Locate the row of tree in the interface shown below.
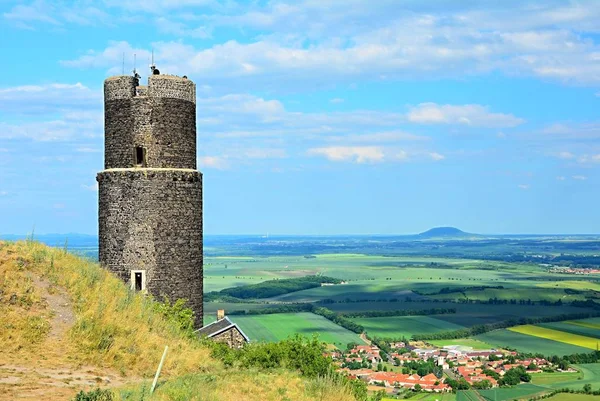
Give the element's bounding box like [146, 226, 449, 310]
[340, 307, 456, 319]
[206, 275, 341, 300]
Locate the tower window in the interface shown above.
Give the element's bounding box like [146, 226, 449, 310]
[130, 270, 146, 292]
[135, 272, 142, 291]
[135, 146, 146, 167]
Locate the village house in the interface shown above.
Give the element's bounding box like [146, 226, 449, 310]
[366, 372, 450, 392]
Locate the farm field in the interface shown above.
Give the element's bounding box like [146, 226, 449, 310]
[538, 321, 600, 340]
[351, 315, 465, 338]
[475, 329, 591, 355]
[231, 312, 365, 346]
[476, 383, 548, 400]
[397, 392, 456, 401]
[540, 364, 600, 391]
[509, 325, 599, 350]
[531, 371, 581, 385]
[544, 395, 600, 401]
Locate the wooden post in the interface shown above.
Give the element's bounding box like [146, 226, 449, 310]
[150, 346, 168, 394]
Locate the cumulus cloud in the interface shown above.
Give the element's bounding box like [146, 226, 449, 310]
[428, 152, 445, 161]
[0, 83, 100, 115]
[556, 176, 566, 181]
[572, 175, 587, 180]
[556, 151, 575, 159]
[307, 146, 385, 163]
[407, 103, 524, 128]
[80, 182, 99, 191]
[518, 184, 530, 190]
[198, 156, 229, 170]
[58, 1, 600, 86]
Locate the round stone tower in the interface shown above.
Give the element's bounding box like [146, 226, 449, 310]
[97, 71, 203, 327]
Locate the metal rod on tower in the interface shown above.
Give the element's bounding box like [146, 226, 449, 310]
[133, 53, 137, 75]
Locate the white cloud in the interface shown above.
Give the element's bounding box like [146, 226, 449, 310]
[407, 103, 524, 128]
[244, 149, 287, 159]
[307, 146, 384, 163]
[0, 83, 100, 115]
[198, 156, 229, 170]
[518, 184, 530, 190]
[328, 131, 428, 143]
[572, 175, 587, 181]
[556, 151, 575, 159]
[428, 152, 445, 161]
[60, 3, 600, 86]
[329, 98, 344, 104]
[76, 147, 102, 153]
[556, 176, 566, 181]
[0, 191, 8, 196]
[81, 182, 99, 192]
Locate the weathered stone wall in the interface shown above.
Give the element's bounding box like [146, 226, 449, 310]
[148, 75, 196, 103]
[103, 75, 196, 170]
[97, 169, 203, 327]
[211, 327, 247, 348]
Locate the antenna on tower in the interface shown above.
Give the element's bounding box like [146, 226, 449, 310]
[150, 48, 159, 75]
[133, 53, 137, 75]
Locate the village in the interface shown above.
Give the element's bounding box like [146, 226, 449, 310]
[326, 340, 571, 397]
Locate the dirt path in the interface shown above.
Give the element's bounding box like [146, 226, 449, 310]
[0, 274, 140, 401]
[30, 275, 75, 340]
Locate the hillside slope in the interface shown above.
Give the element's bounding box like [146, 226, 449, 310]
[0, 241, 356, 401]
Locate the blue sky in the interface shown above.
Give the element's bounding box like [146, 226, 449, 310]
[1, 0, 599, 235]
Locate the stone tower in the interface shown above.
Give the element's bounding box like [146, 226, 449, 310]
[97, 68, 203, 327]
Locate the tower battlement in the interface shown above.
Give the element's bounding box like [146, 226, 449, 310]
[98, 68, 203, 328]
[104, 74, 195, 103]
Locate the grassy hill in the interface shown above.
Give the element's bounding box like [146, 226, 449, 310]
[0, 240, 359, 401]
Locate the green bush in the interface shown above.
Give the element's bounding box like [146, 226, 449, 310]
[72, 388, 113, 401]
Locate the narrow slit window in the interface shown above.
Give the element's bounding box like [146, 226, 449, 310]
[135, 146, 145, 166]
[134, 272, 142, 291]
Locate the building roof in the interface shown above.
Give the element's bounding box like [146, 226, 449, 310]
[194, 317, 250, 342]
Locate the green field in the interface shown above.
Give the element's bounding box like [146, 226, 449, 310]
[475, 329, 591, 355]
[545, 394, 600, 401]
[509, 325, 600, 350]
[538, 321, 600, 340]
[397, 393, 456, 401]
[351, 315, 464, 338]
[230, 312, 365, 346]
[531, 371, 581, 385]
[542, 364, 600, 391]
[477, 383, 548, 400]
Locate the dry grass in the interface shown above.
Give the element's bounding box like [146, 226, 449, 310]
[0, 240, 359, 401]
[117, 370, 356, 401]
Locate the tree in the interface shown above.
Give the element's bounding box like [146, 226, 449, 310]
[584, 384, 592, 394]
[413, 384, 422, 392]
[472, 380, 492, 390]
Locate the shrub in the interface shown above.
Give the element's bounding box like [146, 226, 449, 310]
[72, 388, 113, 401]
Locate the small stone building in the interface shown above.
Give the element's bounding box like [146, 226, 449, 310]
[195, 316, 250, 348]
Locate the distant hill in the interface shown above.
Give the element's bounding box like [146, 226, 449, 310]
[417, 227, 474, 238]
